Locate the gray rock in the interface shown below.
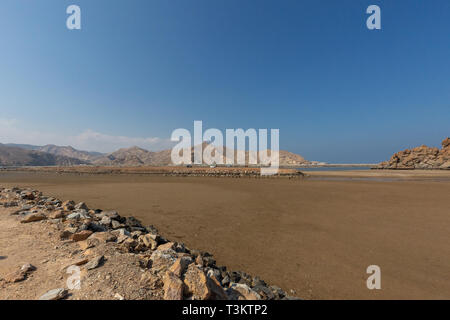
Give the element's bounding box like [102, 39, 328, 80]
[221, 275, 230, 287]
[74, 202, 88, 210]
[207, 268, 222, 281]
[100, 216, 111, 226]
[112, 228, 131, 237]
[88, 222, 107, 232]
[39, 288, 67, 300]
[21, 263, 36, 273]
[252, 284, 275, 300]
[111, 220, 121, 229]
[102, 210, 120, 219]
[66, 212, 80, 220]
[85, 255, 104, 270]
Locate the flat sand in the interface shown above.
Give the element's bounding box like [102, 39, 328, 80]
[1, 169, 450, 299]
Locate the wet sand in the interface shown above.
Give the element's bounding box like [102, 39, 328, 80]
[1, 170, 450, 299]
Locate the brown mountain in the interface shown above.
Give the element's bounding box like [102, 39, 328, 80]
[378, 137, 450, 169]
[93, 144, 310, 167]
[93, 146, 158, 166]
[0, 144, 89, 167]
[38, 144, 103, 162]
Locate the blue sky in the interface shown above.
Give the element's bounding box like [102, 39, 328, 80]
[0, 0, 449, 162]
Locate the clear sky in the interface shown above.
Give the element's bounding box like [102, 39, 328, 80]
[0, 0, 449, 163]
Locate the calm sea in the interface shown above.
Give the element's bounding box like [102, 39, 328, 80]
[298, 166, 373, 172]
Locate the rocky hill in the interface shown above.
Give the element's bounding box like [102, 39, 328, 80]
[93, 145, 310, 167]
[0, 144, 88, 167]
[38, 145, 103, 162]
[378, 137, 450, 169]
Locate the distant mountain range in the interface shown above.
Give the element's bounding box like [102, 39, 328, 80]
[0, 144, 89, 166]
[0, 143, 311, 167]
[5, 144, 103, 162]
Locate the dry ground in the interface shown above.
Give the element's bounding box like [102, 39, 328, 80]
[0, 207, 158, 300]
[1, 169, 450, 299]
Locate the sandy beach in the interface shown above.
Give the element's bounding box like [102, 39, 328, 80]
[1, 169, 450, 299]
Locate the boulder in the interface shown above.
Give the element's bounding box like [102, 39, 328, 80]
[157, 242, 176, 251]
[21, 212, 46, 223]
[88, 231, 116, 243]
[85, 255, 105, 270]
[39, 288, 67, 300]
[183, 264, 228, 300]
[4, 270, 27, 283]
[100, 216, 112, 226]
[168, 256, 193, 278]
[74, 202, 88, 210]
[62, 200, 75, 211]
[150, 248, 177, 272]
[140, 234, 158, 250]
[48, 210, 65, 219]
[71, 230, 93, 242]
[227, 283, 261, 300]
[163, 272, 185, 300]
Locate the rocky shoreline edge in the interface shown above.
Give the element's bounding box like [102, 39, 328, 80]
[0, 166, 305, 178]
[376, 137, 450, 170]
[0, 187, 299, 300]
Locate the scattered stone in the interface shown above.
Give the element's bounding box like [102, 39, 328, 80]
[20, 212, 46, 223]
[183, 264, 227, 300]
[60, 229, 76, 240]
[228, 283, 261, 300]
[163, 272, 185, 300]
[20, 263, 36, 273]
[100, 216, 112, 226]
[85, 255, 105, 270]
[62, 200, 75, 211]
[140, 234, 158, 250]
[66, 212, 80, 220]
[114, 293, 125, 300]
[168, 256, 193, 278]
[71, 230, 93, 242]
[150, 249, 177, 272]
[78, 238, 98, 250]
[141, 271, 163, 290]
[88, 231, 116, 243]
[4, 270, 27, 283]
[48, 210, 64, 219]
[269, 285, 286, 299]
[74, 202, 88, 210]
[21, 191, 35, 200]
[157, 242, 175, 251]
[38, 288, 67, 300]
[102, 210, 120, 219]
[62, 258, 89, 271]
[87, 222, 107, 232]
[252, 284, 275, 300]
[111, 220, 122, 229]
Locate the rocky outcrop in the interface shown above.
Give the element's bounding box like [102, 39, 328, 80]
[0, 187, 299, 300]
[378, 138, 450, 169]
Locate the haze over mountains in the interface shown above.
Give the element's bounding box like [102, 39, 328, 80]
[0, 143, 311, 167]
[0, 144, 88, 167]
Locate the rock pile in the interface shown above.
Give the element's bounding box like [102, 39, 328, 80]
[377, 138, 450, 169]
[0, 187, 298, 300]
